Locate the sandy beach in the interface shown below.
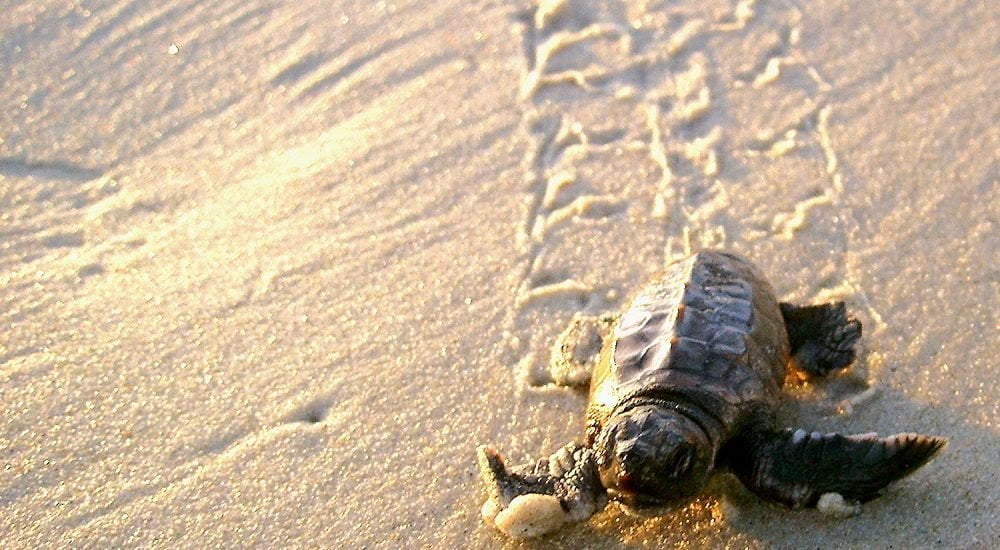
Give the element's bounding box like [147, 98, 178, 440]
[2, 0, 997, 547]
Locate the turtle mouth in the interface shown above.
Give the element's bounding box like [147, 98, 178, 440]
[607, 488, 668, 510]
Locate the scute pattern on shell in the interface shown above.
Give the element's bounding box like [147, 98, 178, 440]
[590, 252, 789, 434]
[612, 255, 694, 380]
[614, 253, 784, 392]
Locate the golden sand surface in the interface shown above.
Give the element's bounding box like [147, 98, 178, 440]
[1, 0, 996, 547]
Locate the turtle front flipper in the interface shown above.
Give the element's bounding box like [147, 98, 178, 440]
[476, 443, 607, 538]
[722, 428, 946, 515]
[780, 302, 862, 376]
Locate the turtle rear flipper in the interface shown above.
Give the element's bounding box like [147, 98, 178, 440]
[780, 302, 862, 376]
[549, 313, 617, 388]
[722, 429, 946, 512]
[477, 444, 607, 538]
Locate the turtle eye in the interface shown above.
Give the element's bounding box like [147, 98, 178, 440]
[649, 437, 690, 479]
[675, 447, 692, 476]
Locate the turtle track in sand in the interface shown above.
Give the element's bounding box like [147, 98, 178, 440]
[499, 0, 882, 427]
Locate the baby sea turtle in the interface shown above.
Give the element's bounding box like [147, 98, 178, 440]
[478, 251, 945, 538]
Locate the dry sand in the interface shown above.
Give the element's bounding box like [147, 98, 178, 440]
[1, 0, 997, 547]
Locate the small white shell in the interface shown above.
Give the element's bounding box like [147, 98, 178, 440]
[480, 497, 501, 523]
[493, 494, 567, 538]
[816, 492, 861, 518]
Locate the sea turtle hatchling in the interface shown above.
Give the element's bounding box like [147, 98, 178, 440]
[478, 251, 946, 538]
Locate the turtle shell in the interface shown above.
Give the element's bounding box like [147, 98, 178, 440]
[586, 251, 789, 440]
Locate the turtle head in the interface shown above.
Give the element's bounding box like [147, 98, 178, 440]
[595, 405, 713, 509]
